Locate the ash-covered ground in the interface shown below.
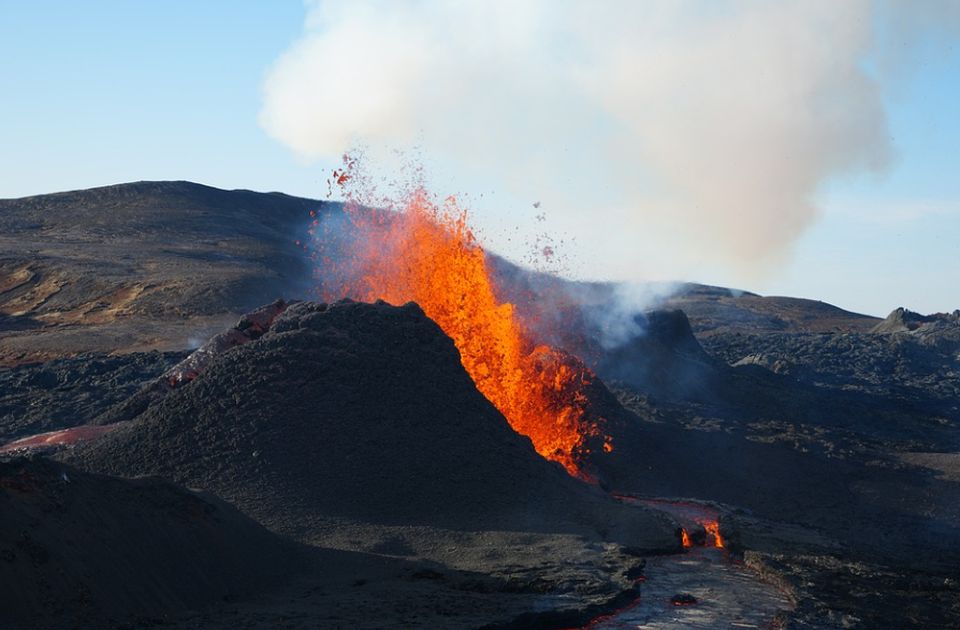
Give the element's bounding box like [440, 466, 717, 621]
[2, 182, 958, 628]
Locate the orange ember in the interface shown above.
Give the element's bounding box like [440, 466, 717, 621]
[313, 187, 607, 475]
[680, 528, 693, 548]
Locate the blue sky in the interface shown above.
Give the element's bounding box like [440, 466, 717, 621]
[1, 1, 957, 316]
[786, 41, 960, 316]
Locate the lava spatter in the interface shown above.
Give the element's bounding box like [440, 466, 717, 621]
[311, 171, 609, 476]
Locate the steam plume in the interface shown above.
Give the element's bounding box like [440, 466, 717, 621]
[260, 0, 945, 281]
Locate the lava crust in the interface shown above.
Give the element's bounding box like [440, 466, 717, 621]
[63, 299, 677, 547]
[0, 457, 298, 629]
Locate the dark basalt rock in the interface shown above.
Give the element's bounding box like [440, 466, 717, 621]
[0, 351, 183, 444]
[590, 309, 723, 402]
[0, 457, 298, 629]
[94, 299, 290, 427]
[63, 299, 677, 548]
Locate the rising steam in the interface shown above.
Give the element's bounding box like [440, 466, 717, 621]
[260, 0, 944, 281]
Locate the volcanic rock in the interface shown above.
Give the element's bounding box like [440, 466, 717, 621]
[664, 284, 881, 334]
[11, 181, 956, 626]
[64, 299, 676, 547]
[595, 299, 960, 628]
[504, 291, 725, 402]
[165, 299, 289, 386]
[0, 181, 324, 364]
[0, 457, 297, 629]
[730, 352, 796, 375]
[589, 309, 723, 401]
[0, 351, 181, 443]
[94, 299, 290, 427]
[871, 305, 960, 335]
[872, 306, 940, 333]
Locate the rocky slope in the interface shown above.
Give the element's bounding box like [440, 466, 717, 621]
[0, 181, 323, 364]
[664, 283, 881, 335]
[0, 351, 183, 443]
[3, 181, 958, 627]
[1, 181, 882, 365]
[63, 299, 677, 545]
[0, 457, 298, 629]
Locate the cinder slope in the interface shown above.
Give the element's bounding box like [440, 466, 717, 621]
[0, 181, 322, 363]
[0, 457, 298, 629]
[65, 300, 677, 548]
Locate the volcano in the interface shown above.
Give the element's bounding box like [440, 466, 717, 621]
[3, 181, 959, 628]
[63, 299, 676, 546]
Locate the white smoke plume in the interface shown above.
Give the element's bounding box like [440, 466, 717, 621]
[260, 0, 948, 282]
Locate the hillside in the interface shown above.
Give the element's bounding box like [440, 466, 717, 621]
[1, 181, 881, 365]
[0, 181, 322, 363]
[3, 181, 958, 627]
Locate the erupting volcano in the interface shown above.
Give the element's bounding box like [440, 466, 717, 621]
[308, 177, 610, 475]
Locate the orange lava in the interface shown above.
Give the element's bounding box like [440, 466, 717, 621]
[681, 528, 693, 548]
[314, 187, 607, 475]
[703, 521, 725, 548]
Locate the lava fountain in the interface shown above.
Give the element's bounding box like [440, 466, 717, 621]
[307, 176, 610, 476]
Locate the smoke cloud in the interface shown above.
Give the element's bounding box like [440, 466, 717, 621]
[260, 0, 944, 282]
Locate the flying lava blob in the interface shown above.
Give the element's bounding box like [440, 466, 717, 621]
[308, 168, 611, 477]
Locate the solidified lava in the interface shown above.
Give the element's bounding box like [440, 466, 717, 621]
[0, 458, 296, 629]
[62, 299, 677, 546]
[2, 181, 957, 628]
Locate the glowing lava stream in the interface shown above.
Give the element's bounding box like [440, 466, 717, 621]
[626, 496, 725, 549]
[680, 523, 724, 549]
[704, 521, 725, 548]
[310, 187, 609, 476]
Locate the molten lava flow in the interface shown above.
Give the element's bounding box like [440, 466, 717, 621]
[636, 498, 726, 549]
[703, 521, 725, 548]
[312, 188, 608, 475]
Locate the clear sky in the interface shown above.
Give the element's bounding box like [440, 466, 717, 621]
[1, 1, 957, 317]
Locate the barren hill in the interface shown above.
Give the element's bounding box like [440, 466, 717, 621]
[1, 181, 880, 364]
[64, 299, 677, 546]
[0, 181, 322, 363]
